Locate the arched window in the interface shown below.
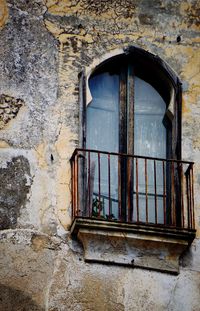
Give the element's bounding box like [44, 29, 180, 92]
[71, 48, 195, 272]
[85, 49, 179, 224]
[72, 47, 194, 230]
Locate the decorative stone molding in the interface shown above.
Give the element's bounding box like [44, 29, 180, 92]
[71, 218, 196, 274]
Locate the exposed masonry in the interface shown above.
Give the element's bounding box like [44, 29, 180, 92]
[0, 156, 32, 230]
[0, 94, 24, 129]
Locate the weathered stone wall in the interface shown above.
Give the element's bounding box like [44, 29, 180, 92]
[0, 0, 199, 310]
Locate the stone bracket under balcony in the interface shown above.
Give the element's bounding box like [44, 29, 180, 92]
[71, 218, 196, 274]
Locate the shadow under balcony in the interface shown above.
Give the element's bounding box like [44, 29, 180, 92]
[70, 148, 196, 273]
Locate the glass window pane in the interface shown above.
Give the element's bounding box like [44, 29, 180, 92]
[87, 72, 119, 218]
[134, 77, 167, 224]
[87, 72, 119, 152]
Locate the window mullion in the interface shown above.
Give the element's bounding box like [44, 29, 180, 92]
[127, 64, 134, 155]
[119, 67, 127, 221]
[127, 64, 134, 222]
[119, 68, 127, 153]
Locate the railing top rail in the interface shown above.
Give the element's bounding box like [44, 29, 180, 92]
[70, 148, 194, 165]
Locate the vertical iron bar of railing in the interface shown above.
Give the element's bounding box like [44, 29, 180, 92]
[71, 158, 74, 218]
[191, 164, 195, 229]
[127, 156, 131, 222]
[78, 152, 85, 217]
[88, 151, 91, 217]
[162, 160, 166, 225]
[180, 163, 184, 228]
[171, 162, 175, 226]
[74, 156, 76, 217]
[145, 158, 148, 223]
[132, 157, 134, 224]
[83, 151, 87, 217]
[89, 154, 95, 218]
[154, 160, 157, 224]
[73, 156, 76, 217]
[188, 165, 193, 229]
[189, 166, 192, 229]
[136, 158, 139, 222]
[76, 154, 79, 216]
[118, 155, 122, 221]
[187, 166, 190, 228]
[98, 152, 101, 217]
[108, 154, 111, 218]
[186, 169, 190, 229]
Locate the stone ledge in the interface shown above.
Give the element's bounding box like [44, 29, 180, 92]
[71, 218, 196, 274]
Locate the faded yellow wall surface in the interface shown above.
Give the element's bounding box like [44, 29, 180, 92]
[0, 0, 200, 310]
[44, 0, 200, 235]
[0, 0, 8, 29]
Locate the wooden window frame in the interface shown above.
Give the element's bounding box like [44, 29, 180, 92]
[79, 46, 182, 224]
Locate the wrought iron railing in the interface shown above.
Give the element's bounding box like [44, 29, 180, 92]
[71, 149, 195, 230]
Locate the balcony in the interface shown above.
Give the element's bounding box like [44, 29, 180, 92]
[70, 149, 196, 273]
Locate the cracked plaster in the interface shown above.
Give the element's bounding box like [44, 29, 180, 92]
[0, 0, 200, 310]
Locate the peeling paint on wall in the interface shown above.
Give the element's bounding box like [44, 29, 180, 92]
[0, 95, 24, 129]
[0, 156, 32, 229]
